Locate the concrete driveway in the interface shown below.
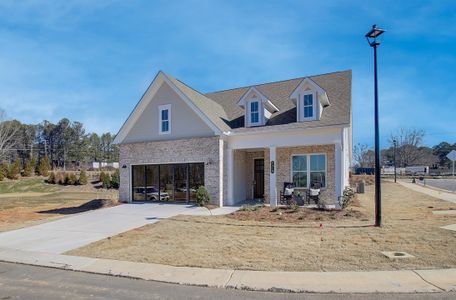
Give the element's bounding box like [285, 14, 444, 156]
[0, 203, 238, 254]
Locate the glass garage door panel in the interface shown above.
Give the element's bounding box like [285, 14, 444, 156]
[132, 165, 146, 201]
[145, 165, 160, 201]
[189, 163, 204, 201]
[159, 164, 174, 201]
[174, 164, 188, 202]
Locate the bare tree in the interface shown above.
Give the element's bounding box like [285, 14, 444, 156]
[389, 128, 425, 167]
[353, 143, 375, 168]
[0, 110, 18, 161]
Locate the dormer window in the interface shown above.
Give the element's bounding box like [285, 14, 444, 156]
[159, 104, 171, 134]
[250, 101, 260, 125]
[302, 92, 316, 120]
[237, 87, 279, 128]
[290, 78, 330, 123]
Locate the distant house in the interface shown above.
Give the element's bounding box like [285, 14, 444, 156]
[92, 162, 119, 169]
[113, 70, 352, 207]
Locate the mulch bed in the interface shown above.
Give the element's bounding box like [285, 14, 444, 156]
[226, 206, 367, 224]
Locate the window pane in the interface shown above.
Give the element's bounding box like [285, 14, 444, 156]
[310, 154, 325, 171]
[145, 165, 160, 201]
[159, 165, 174, 201]
[161, 109, 168, 120]
[250, 101, 258, 112]
[162, 120, 169, 132]
[189, 163, 204, 201]
[174, 164, 188, 202]
[293, 171, 307, 188]
[310, 171, 326, 187]
[292, 155, 306, 171]
[251, 112, 259, 123]
[304, 106, 313, 118]
[132, 165, 145, 201]
[304, 94, 313, 106]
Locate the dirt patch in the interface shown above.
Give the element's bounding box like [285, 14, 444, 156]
[68, 182, 456, 272]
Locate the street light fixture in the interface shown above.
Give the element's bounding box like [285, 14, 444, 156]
[365, 24, 385, 227]
[393, 139, 397, 183]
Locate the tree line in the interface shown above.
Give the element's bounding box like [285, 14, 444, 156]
[353, 128, 455, 170]
[0, 109, 119, 170]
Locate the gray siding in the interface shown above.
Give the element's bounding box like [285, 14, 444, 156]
[123, 82, 215, 143]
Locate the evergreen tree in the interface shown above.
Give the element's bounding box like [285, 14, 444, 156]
[38, 155, 51, 176]
[7, 159, 21, 180]
[78, 169, 88, 185]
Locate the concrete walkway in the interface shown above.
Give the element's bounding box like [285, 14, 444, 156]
[0, 203, 239, 254]
[0, 247, 454, 293]
[397, 180, 456, 203]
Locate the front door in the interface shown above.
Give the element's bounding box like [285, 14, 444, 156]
[253, 158, 264, 199]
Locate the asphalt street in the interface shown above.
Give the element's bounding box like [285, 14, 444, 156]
[0, 262, 455, 300]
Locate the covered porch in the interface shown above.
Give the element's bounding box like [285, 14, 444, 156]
[224, 127, 349, 207]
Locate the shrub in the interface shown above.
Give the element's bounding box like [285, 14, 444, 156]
[47, 172, 56, 184]
[99, 171, 106, 183]
[22, 160, 34, 177]
[37, 156, 51, 176]
[56, 172, 66, 185]
[195, 186, 210, 206]
[0, 163, 8, 179]
[67, 173, 78, 185]
[110, 169, 120, 189]
[7, 159, 21, 180]
[101, 172, 111, 189]
[78, 169, 88, 185]
[341, 186, 356, 209]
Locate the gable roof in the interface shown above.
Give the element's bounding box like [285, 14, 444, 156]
[165, 74, 231, 132]
[115, 70, 351, 143]
[204, 70, 351, 132]
[113, 71, 229, 144]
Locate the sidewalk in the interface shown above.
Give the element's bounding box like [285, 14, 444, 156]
[0, 247, 454, 293]
[396, 180, 456, 203]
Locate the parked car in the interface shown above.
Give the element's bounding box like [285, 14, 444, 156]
[133, 187, 170, 201]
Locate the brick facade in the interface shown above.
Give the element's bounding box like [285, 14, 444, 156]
[275, 144, 336, 205]
[119, 136, 221, 205]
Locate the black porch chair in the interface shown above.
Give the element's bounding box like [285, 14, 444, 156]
[279, 182, 295, 205]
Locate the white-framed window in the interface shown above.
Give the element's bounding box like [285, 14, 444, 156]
[291, 153, 326, 188]
[159, 104, 171, 134]
[250, 101, 260, 124]
[299, 91, 316, 121]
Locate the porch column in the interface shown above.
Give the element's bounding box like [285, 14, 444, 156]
[335, 142, 343, 207]
[226, 147, 234, 206]
[269, 146, 277, 206]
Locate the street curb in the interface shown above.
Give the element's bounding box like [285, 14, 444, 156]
[0, 248, 454, 294]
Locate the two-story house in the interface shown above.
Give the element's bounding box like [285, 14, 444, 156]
[113, 70, 352, 207]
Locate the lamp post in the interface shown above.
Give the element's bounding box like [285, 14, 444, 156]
[393, 139, 397, 183]
[365, 24, 385, 227]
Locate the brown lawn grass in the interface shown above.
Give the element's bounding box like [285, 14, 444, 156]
[0, 178, 119, 232]
[67, 182, 456, 271]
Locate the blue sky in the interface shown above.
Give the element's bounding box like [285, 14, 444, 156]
[0, 0, 455, 147]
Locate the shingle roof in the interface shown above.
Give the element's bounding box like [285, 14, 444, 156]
[169, 70, 351, 133]
[166, 74, 232, 132]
